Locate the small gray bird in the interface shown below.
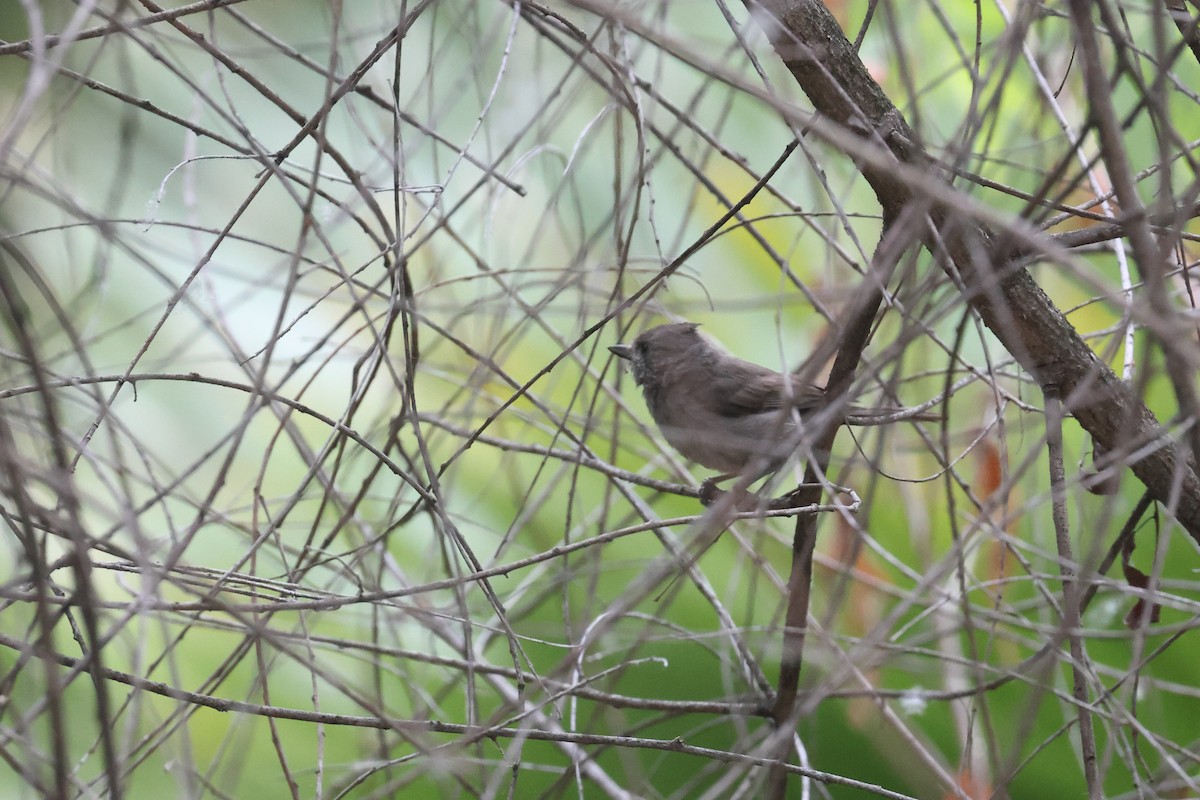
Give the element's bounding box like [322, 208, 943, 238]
[609, 322, 936, 495]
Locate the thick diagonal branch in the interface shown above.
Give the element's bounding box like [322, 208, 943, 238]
[750, 0, 1200, 540]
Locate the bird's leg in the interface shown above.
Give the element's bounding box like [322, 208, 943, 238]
[698, 474, 735, 506]
[699, 474, 769, 511]
[768, 487, 806, 510]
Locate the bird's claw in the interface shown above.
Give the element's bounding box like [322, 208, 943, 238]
[698, 478, 722, 507]
[698, 480, 805, 512]
[767, 489, 805, 511]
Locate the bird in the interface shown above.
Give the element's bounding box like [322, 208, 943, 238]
[609, 322, 937, 501]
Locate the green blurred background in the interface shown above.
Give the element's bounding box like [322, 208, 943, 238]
[1, 1, 1198, 798]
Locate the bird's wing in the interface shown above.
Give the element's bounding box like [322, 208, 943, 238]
[713, 364, 826, 417]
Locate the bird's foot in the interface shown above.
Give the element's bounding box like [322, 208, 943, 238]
[767, 489, 805, 510]
[698, 478, 723, 507]
[699, 479, 766, 512]
[700, 479, 807, 512]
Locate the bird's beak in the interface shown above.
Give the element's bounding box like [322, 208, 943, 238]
[608, 343, 633, 360]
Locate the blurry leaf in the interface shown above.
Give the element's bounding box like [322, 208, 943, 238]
[1122, 524, 1162, 627]
[944, 768, 992, 800]
[973, 436, 1004, 503]
[828, 513, 888, 636]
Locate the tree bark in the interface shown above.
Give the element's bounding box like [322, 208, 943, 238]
[750, 0, 1200, 540]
